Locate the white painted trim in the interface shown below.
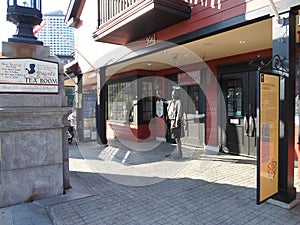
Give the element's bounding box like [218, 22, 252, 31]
[204, 145, 219, 153]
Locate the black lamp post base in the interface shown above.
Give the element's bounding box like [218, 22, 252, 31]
[8, 22, 43, 45]
[7, 4, 43, 46]
[8, 36, 43, 45]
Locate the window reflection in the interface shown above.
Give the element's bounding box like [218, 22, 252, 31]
[108, 81, 134, 122]
[141, 81, 153, 121]
[107, 80, 154, 123]
[227, 79, 242, 117]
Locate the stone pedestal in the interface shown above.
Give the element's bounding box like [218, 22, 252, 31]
[0, 41, 70, 207]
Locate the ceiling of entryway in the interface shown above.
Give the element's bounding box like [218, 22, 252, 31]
[107, 14, 300, 76]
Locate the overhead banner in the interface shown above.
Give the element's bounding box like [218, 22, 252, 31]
[257, 73, 279, 204]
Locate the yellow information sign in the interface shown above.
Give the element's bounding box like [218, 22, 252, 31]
[257, 73, 279, 204]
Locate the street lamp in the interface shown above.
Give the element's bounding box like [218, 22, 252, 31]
[7, 0, 43, 45]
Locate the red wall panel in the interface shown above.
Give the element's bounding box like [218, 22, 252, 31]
[156, 0, 248, 41]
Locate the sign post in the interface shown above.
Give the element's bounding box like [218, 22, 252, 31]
[257, 73, 280, 204]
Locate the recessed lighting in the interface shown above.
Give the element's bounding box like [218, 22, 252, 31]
[147, 63, 152, 66]
[239, 40, 247, 44]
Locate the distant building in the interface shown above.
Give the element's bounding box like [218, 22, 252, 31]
[37, 10, 74, 64]
[36, 10, 75, 109]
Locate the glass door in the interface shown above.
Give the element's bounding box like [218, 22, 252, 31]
[221, 71, 257, 156]
[181, 84, 206, 147]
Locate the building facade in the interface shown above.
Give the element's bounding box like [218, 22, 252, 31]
[65, 0, 300, 204]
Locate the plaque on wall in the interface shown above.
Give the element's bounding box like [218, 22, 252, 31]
[0, 58, 58, 93]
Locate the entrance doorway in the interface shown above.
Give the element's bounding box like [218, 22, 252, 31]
[181, 84, 206, 147]
[219, 65, 258, 156]
[164, 74, 206, 147]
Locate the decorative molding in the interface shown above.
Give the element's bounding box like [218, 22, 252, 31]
[93, 0, 191, 44]
[249, 54, 289, 75]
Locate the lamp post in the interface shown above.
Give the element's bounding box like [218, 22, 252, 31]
[7, 0, 43, 45]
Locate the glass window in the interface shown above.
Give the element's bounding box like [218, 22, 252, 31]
[108, 81, 134, 122]
[184, 85, 199, 114]
[226, 79, 242, 117]
[140, 81, 153, 121]
[108, 79, 154, 123]
[65, 87, 75, 107]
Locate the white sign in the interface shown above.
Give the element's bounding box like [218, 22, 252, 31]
[0, 58, 59, 93]
[156, 100, 164, 117]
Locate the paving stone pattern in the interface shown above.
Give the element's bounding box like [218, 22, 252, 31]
[1, 141, 300, 225]
[49, 142, 300, 225]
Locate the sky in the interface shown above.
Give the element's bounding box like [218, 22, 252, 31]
[0, 0, 117, 72]
[0, 0, 70, 42]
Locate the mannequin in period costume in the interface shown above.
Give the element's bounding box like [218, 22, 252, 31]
[167, 89, 183, 158]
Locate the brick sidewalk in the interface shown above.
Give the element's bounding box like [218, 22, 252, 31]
[53, 141, 300, 224]
[1, 141, 300, 225]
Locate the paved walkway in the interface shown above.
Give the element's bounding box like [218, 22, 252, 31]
[1, 140, 300, 225]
